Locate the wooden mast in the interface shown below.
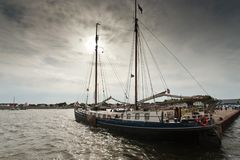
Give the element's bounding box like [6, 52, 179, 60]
[95, 23, 100, 105]
[134, 0, 138, 110]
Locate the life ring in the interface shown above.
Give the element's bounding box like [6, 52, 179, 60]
[196, 115, 208, 126]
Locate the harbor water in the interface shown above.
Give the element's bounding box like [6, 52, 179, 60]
[0, 109, 239, 160]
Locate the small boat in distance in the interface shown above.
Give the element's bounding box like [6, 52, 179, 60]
[75, 0, 221, 147]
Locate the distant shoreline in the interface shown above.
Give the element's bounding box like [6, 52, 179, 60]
[0, 106, 75, 110]
[0, 102, 76, 110]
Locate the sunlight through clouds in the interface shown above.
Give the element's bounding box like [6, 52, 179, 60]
[0, 0, 240, 103]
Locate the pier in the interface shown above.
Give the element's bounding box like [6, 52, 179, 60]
[212, 108, 240, 137]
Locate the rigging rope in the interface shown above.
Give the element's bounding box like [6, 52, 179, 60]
[105, 52, 128, 100]
[101, 55, 109, 98]
[139, 21, 209, 95]
[125, 30, 135, 103]
[140, 43, 145, 99]
[139, 29, 161, 121]
[138, 34, 155, 103]
[85, 54, 95, 104]
[99, 54, 106, 100]
[139, 30, 169, 91]
[138, 31, 150, 100]
[138, 31, 149, 100]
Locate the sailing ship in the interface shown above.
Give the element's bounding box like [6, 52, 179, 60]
[75, 0, 221, 147]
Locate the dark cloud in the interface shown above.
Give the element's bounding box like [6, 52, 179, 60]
[0, 1, 25, 23]
[0, 0, 240, 103]
[140, 0, 240, 46]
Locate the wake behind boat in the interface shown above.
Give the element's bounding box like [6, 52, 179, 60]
[75, 0, 221, 147]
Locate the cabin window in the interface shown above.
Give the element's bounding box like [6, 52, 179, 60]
[103, 114, 106, 119]
[135, 113, 140, 120]
[144, 113, 150, 121]
[97, 114, 101, 118]
[127, 114, 131, 119]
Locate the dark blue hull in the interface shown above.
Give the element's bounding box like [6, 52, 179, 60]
[74, 110, 221, 147]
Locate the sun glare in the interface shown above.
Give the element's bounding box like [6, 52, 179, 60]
[85, 36, 104, 54]
[85, 36, 96, 54]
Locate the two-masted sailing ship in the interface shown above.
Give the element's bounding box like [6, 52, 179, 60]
[75, 0, 221, 147]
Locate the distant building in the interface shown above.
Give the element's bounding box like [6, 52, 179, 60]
[193, 101, 204, 107]
[218, 99, 240, 108]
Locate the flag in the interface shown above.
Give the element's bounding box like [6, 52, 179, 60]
[138, 4, 143, 14]
[131, 74, 134, 78]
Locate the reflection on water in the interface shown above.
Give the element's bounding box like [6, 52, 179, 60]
[0, 109, 239, 160]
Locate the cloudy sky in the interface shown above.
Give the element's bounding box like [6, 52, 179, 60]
[0, 0, 239, 104]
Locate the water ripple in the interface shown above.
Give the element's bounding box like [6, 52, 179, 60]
[0, 110, 239, 160]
